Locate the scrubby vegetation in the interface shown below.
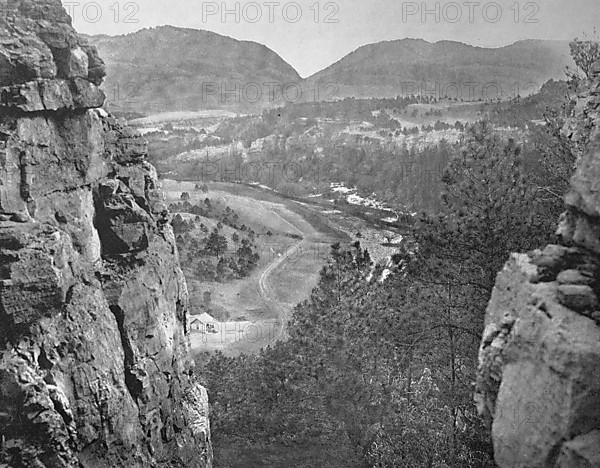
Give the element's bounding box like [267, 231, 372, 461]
[171, 198, 260, 282]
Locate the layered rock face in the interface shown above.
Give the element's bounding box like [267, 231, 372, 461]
[476, 63, 600, 467]
[0, 1, 211, 467]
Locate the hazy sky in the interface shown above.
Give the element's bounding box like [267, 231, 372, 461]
[64, 0, 599, 77]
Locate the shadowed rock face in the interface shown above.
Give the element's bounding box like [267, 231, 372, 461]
[0, 1, 211, 467]
[476, 62, 600, 468]
[0, 0, 105, 109]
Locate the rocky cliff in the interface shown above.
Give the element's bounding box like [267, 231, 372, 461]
[0, 1, 211, 466]
[476, 62, 600, 467]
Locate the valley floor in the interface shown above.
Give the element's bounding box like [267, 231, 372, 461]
[162, 181, 405, 356]
[163, 181, 345, 356]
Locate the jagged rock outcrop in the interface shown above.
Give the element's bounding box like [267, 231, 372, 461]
[0, 1, 211, 467]
[476, 62, 600, 467]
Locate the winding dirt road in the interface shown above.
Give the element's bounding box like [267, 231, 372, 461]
[182, 183, 346, 356]
[257, 209, 308, 340]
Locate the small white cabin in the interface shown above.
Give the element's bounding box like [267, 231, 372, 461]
[190, 312, 218, 334]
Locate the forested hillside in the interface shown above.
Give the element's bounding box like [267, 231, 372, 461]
[194, 34, 594, 462]
[303, 39, 574, 100]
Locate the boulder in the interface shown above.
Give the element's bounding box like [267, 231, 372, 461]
[557, 284, 599, 312]
[557, 269, 595, 286]
[66, 46, 89, 78]
[477, 256, 600, 467]
[476, 61, 600, 467]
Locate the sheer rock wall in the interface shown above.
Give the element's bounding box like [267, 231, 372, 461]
[0, 1, 211, 466]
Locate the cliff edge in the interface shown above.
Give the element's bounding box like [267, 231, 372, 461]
[0, 1, 211, 466]
[476, 62, 600, 467]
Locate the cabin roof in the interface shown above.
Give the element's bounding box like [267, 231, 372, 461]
[191, 312, 218, 324]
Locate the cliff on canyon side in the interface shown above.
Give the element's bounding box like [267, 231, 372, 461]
[476, 62, 600, 468]
[0, 1, 211, 466]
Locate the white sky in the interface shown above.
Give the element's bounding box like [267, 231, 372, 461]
[63, 0, 600, 77]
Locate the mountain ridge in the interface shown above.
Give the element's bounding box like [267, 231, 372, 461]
[304, 37, 574, 101]
[89, 25, 301, 113]
[88, 27, 576, 112]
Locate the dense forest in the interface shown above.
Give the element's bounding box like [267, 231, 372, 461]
[195, 37, 597, 467]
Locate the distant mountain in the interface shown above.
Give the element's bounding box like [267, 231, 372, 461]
[87, 26, 301, 114]
[90, 29, 576, 114]
[304, 39, 575, 101]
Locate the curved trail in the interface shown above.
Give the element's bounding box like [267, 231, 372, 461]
[257, 209, 307, 341]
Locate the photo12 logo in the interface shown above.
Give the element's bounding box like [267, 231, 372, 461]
[200, 1, 340, 24]
[494, 399, 540, 428]
[400, 81, 540, 101]
[201, 81, 339, 104]
[104, 81, 140, 105]
[401, 1, 540, 23]
[196, 320, 282, 344]
[62, 2, 140, 24]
